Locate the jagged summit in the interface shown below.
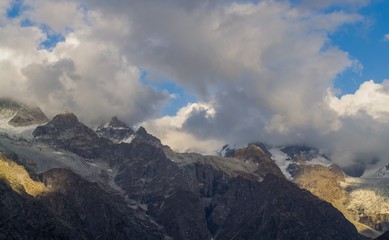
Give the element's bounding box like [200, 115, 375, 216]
[49, 112, 80, 127]
[0, 98, 48, 127]
[33, 112, 110, 159]
[133, 126, 162, 146]
[33, 112, 90, 134]
[107, 116, 129, 129]
[96, 116, 134, 143]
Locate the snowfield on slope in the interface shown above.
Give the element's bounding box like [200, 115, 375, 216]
[269, 148, 292, 179]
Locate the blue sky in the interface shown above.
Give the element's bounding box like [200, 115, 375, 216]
[332, 0, 389, 94]
[140, 70, 197, 115]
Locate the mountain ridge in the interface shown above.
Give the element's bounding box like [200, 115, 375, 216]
[0, 107, 367, 239]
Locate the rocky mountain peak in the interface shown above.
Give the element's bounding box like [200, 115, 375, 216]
[133, 126, 162, 146]
[96, 116, 134, 143]
[108, 116, 129, 128]
[135, 126, 148, 135]
[233, 144, 272, 162]
[49, 112, 80, 127]
[33, 113, 109, 159]
[0, 98, 48, 127]
[232, 144, 285, 178]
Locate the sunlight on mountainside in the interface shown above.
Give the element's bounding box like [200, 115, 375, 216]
[291, 164, 380, 237]
[0, 154, 48, 197]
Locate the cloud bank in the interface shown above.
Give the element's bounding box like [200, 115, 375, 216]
[1, 0, 388, 175]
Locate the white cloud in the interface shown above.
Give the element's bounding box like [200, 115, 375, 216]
[23, 0, 83, 33]
[142, 103, 222, 154]
[329, 80, 389, 122]
[384, 34, 389, 41]
[0, 0, 168, 125]
[2, 0, 388, 173]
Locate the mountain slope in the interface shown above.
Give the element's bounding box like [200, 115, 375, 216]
[270, 145, 385, 238]
[0, 112, 365, 239]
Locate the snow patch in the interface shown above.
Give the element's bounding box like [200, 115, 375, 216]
[85, 162, 98, 167]
[269, 148, 292, 180]
[122, 134, 135, 143]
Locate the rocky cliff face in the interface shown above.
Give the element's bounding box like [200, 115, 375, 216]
[0, 180, 76, 240]
[33, 112, 112, 159]
[0, 154, 166, 240]
[0, 113, 365, 240]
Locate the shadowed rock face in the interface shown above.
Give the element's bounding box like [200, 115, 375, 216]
[32, 113, 112, 159]
[209, 175, 362, 240]
[0, 180, 76, 240]
[0, 98, 48, 127]
[1, 113, 366, 240]
[376, 230, 389, 240]
[38, 168, 166, 240]
[0, 169, 166, 240]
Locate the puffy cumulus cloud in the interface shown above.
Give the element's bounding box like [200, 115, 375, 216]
[0, 0, 168, 125]
[115, 1, 355, 146]
[142, 103, 223, 154]
[329, 80, 389, 122]
[2, 0, 387, 174]
[68, 1, 365, 151]
[0, 23, 48, 99]
[116, 0, 387, 173]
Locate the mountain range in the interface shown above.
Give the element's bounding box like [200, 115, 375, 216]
[0, 98, 388, 239]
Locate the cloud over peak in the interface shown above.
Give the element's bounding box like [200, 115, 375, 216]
[1, 0, 388, 174]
